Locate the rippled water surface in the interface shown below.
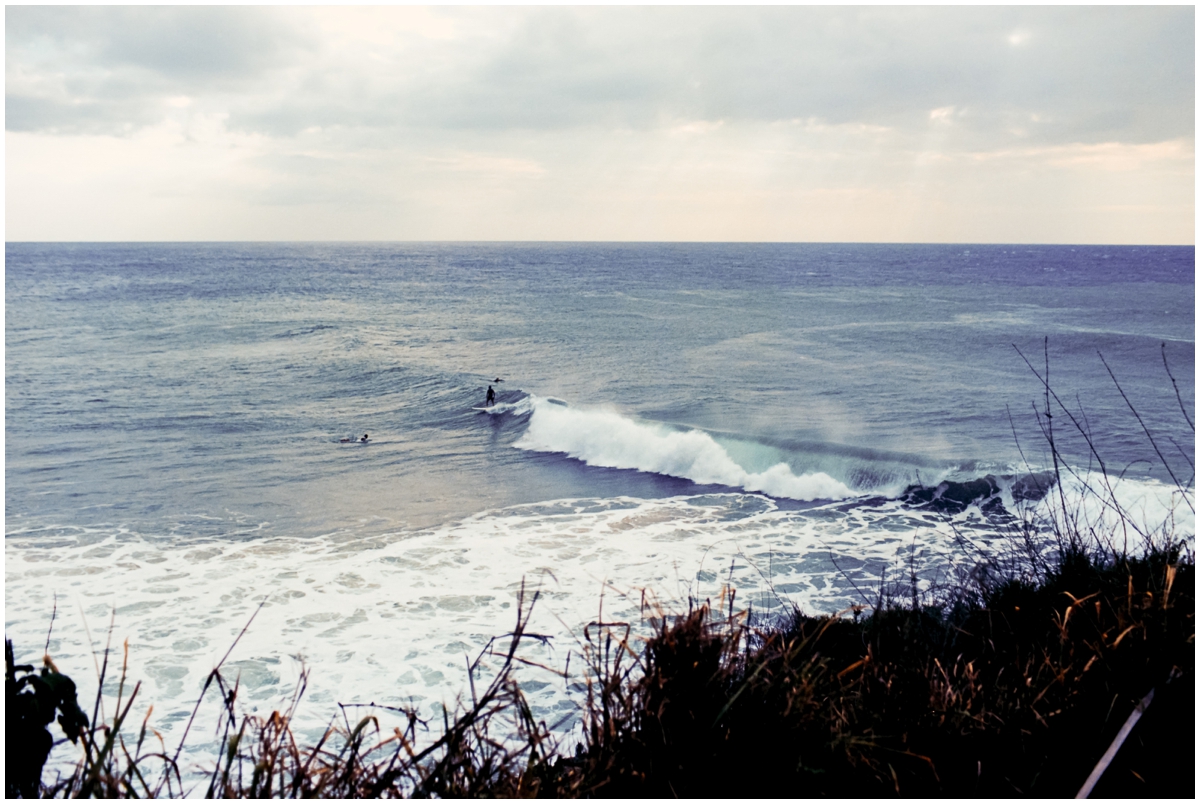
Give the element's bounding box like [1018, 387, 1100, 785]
[6, 242, 1193, 773]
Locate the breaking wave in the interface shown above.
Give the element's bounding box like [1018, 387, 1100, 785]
[513, 397, 855, 501]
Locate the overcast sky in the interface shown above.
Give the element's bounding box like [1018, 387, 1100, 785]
[5, 5, 1195, 243]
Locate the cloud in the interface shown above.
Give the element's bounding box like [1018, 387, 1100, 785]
[7, 6, 1193, 146]
[6, 6, 312, 132]
[5, 6, 1193, 243]
[7, 6, 308, 79]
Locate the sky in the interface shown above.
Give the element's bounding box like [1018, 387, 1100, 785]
[4, 5, 1195, 244]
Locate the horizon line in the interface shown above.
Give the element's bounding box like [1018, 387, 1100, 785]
[5, 239, 1195, 248]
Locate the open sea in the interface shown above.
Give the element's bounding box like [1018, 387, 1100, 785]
[5, 242, 1194, 771]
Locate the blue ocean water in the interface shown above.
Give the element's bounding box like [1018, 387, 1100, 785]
[5, 242, 1194, 764]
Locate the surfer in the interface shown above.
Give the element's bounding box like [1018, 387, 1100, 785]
[360, 433, 369, 443]
[486, 385, 496, 407]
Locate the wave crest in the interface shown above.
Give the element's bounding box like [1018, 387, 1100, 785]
[513, 398, 854, 501]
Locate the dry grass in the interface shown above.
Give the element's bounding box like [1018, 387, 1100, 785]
[522, 545, 1192, 797]
[32, 583, 561, 798]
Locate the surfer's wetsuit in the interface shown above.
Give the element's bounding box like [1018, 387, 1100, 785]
[486, 386, 496, 406]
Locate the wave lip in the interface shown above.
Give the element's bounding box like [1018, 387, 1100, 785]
[513, 397, 854, 501]
[474, 398, 533, 416]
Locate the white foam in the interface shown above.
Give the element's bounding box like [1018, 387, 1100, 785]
[1028, 472, 1194, 550]
[5, 493, 979, 781]
[513, 398, 854, 501]
[474, 398, 533, 416]
[6, 478, 1189, 787]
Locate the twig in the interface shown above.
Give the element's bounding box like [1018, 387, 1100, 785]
[828, 551, 872, 608]
[1043, 339, 1075, 545]
[1098, 351, 1193, 513]
[1161, 342, 1194, 433]
[1014, 344, 1148, 543]
[44, 592, 58, 656]
[168, 597, 269, 775]
[1007, 403, 1048, 498]
[1075, 687, 1155, 798]
[1166, 436, 1194, 474]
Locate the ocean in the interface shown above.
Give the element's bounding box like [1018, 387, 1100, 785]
[5, 242, 1194, 767]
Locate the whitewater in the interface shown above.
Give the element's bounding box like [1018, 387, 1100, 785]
[513, 396, 857, 500]
[5, 241, 1193, 778]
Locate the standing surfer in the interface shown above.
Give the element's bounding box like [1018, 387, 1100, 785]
[486, 385, 496, 407]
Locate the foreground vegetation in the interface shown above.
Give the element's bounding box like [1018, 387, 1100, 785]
[7, 345, 1194, 797]
[8, 544, 1192, 798]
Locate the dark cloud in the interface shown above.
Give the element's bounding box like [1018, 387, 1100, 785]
[6, 6, 1193, 147]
